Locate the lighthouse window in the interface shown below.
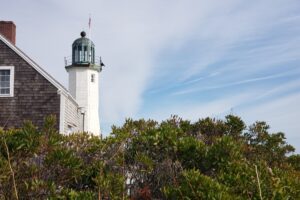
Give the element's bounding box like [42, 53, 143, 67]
[91, 47, 95, 63]
[78, 45, 82, 62]
[84, 46, 88, 62]
[72, 46, 76, 62]
[0, 66, 14, 97]
[89, 47, 92, 62]
[91, 74, 95, 82]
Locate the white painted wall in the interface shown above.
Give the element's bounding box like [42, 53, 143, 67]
[67, 67, 100, 135]
[58, 91, 82, 134]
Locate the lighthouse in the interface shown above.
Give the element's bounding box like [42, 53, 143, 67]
[65, 31, 102, 135]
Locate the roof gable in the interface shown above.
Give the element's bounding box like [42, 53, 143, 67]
[0, 34, 78, 104]
[0, 34, 68, 93]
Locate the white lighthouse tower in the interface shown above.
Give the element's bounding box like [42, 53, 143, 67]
[65, 31, 102, 135]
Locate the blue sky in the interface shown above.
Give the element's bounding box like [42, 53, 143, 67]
[2, 0, 300, 152]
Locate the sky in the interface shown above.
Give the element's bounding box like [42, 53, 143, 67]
[1, 0, 300, 152]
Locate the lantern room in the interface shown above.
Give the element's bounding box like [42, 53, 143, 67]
[72, 31, 95, 65]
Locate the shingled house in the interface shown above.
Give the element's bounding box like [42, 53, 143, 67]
[0, 21, 102, 135]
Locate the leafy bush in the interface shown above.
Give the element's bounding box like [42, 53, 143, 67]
[0, 115, 299, 199]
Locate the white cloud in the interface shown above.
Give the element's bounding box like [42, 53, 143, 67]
[173, 69, 299, 96]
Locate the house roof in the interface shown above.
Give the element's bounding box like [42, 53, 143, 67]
[0, 33, 78, 105]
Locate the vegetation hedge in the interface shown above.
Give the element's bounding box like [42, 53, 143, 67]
[0, 115, 299, 199]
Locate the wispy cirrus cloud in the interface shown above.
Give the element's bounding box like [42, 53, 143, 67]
[173, 69, 300, 95]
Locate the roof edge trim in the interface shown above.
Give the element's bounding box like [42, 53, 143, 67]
[0, 34, 77, 104]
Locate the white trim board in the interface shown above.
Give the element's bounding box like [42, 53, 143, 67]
[0, 66, 14, 97]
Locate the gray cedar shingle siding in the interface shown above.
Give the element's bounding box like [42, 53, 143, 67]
[0, 39, 60, 130]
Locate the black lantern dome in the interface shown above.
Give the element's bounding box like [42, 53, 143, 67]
[72, 31, 95, 65]
[65, 31, 104, 72]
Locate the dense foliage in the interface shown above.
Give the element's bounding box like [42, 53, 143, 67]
[0, 115, 299, 199]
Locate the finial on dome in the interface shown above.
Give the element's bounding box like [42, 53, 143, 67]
[80, 31, 86, 37]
